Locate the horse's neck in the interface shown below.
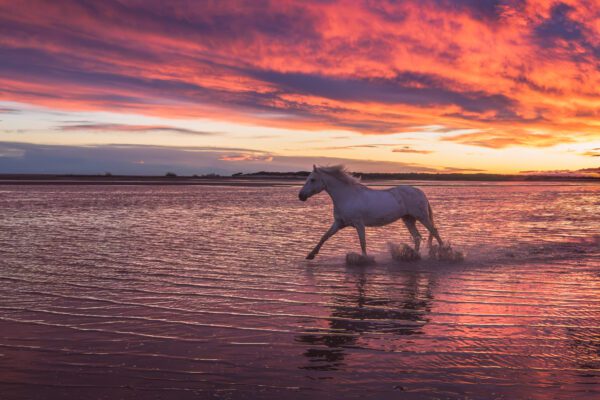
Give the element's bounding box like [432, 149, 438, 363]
[323, 176, 360, 204]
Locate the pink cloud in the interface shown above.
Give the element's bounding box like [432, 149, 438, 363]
[0, 0, 598, 149]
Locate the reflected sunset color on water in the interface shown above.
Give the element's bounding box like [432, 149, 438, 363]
[0, 182, 599, 399]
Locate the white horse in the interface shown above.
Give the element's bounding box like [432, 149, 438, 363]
[298, 165, 443, 260]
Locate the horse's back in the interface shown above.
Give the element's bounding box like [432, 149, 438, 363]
[342, 186, 406, 226]
[387, 185, 429, 218]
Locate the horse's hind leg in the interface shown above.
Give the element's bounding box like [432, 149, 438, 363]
[418, 216, 443, 247]
[402, 216, 422, 252]
[355, 223, 367, 255]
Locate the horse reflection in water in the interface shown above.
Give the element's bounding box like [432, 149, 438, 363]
[296, 268, 434, 371]
[298, 165, 443, 261]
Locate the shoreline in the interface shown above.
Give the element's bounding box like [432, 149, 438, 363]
[0, 174, 598, 186]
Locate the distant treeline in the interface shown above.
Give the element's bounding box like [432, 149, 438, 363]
[0, 172, 598, 183]
[234, 171, 599, 181]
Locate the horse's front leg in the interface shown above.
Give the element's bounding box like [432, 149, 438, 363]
[355, 223, 367, 256]
[306, 221, 342, 259]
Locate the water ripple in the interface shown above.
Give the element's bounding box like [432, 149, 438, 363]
[1, 183, 599, 399]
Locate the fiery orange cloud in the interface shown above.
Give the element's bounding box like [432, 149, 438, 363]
[0, 0, 599, 149]
[581, 148, 600, 157]
[442, 129, 576, 148]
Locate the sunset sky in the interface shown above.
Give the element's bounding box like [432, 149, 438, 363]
[1, 0, 599, 175]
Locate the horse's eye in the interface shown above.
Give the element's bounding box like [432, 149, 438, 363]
[310, 178, 316, 182]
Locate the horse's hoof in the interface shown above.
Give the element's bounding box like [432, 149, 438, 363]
[306, 253, 315, 260]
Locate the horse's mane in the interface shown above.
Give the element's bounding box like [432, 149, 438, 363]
[317, 165, 361, 185]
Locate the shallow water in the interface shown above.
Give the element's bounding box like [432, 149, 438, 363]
[0, 182, 599, 399]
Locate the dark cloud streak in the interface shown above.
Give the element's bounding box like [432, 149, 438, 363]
[0, 141, 438, 175]
[57, 123, 220, 136]
[249, 69, 517, 114]
[392, 146, 433, 154]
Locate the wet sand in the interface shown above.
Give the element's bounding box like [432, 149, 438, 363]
[0, 183, 599, 399]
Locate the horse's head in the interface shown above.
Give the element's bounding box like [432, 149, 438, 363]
[299, 165, 326, 201]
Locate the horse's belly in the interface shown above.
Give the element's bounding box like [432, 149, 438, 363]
[335, 189, 406, 227]
[362, 195, 405, 226]
[363, 210, 402, 226]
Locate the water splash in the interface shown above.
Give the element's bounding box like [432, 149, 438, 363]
[388, 242, 421, 261]
[429, 242, 465, 262]
[345, 252, 375, 265]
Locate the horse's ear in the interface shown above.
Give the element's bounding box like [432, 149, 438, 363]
[313, 164, 317, 172]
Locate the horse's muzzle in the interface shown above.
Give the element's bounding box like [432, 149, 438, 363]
[298, 192, 307, 201]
